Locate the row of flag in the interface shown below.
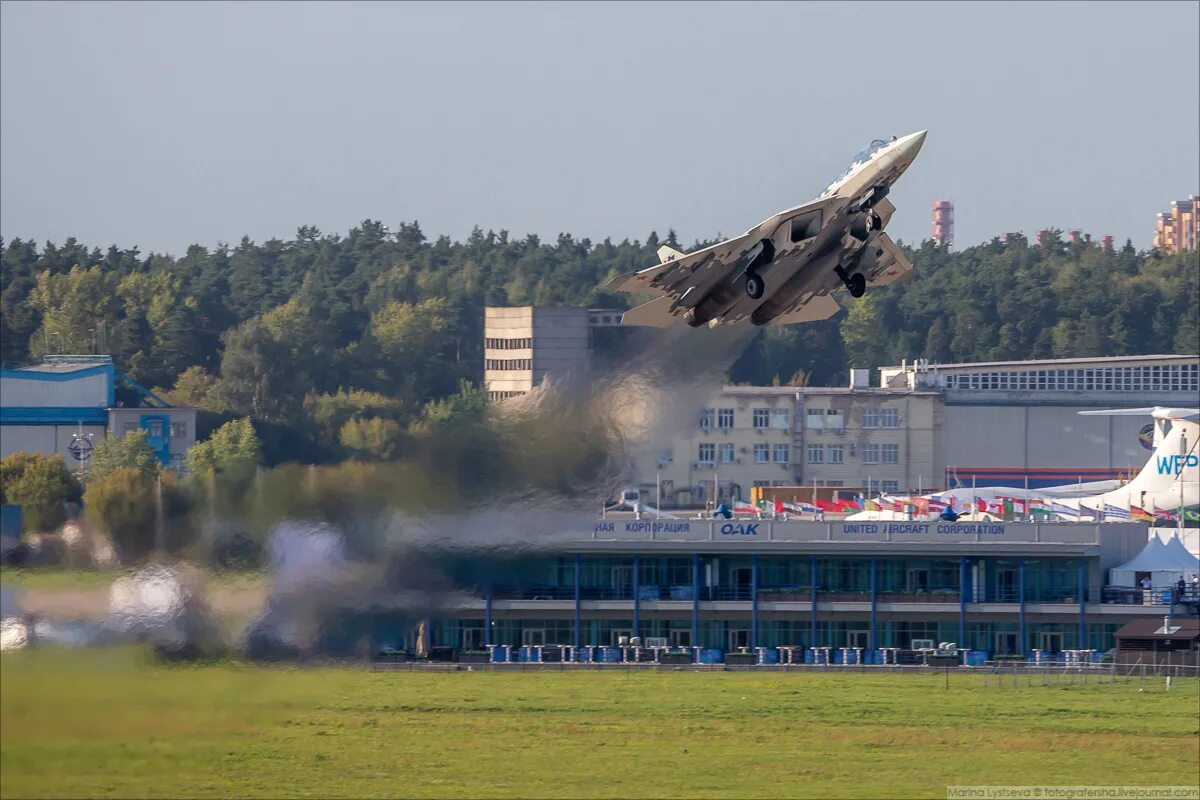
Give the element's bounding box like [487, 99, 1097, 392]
[739, 493, 1196, 522]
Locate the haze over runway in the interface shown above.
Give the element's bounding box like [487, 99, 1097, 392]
[1, 1, 1197, 255]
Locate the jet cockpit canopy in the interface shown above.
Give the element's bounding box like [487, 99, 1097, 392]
[824, 138, 891, 194]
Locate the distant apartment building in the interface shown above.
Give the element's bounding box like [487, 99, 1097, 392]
[1154, 194, 1197, 253]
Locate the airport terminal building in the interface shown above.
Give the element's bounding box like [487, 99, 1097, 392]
[387, 517, 1198, 662]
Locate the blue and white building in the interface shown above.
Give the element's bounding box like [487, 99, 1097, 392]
[0, 355, 197, 472]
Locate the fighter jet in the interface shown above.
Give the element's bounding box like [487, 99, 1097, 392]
[607, 130, 927, 328]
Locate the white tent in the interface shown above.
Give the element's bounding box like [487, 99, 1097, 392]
[1159, 535, 1200, 579]
[1109, 537, 1199, 588]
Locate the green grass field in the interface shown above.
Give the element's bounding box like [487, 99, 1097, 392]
[2, 648, 1197, 799]
[0, 566, 267, 593]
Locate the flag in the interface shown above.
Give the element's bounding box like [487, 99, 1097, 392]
[1185, 509, 1200, 522]
[916, 497, 930, 515]
[1130, 506, 1155, 522]
[1051, 501, 1079, 520]
[774, 498, 784, 515]
[865, 499, 881, 511]
[1012, 497, 1028, 515]
[733, 501, 758, 514]
[928, 497, 948, 512]
[1152, 505, 1178, 522]
[1002, 498, 1014, 518]
[976, 499, 987, 513]
[1104, 504, 1131, 521]
[785, 501, 820, 514]
[1029, 499, 1053, 517]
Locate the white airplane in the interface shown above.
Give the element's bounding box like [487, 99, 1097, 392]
[847, 407, 1199, 521]
[607, 131, 927, 328]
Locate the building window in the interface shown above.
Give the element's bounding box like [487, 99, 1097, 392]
[170, 421, 187, 439]
[772, 444, 789, 463]
[754, 444, 770, 463]
[699, 409, 715, 430]
[806, 408, 825, 430]
[718, 443, 735, 464]
[752, 408, 770, 429]
[698, 443, 715, 464]
[827, 445, 844, 464]
[825, 409, 844, 430]
[862, 444, 880, 464]
[717, 408, 735, 429]
[880, 408, 899, 428]
[806, 445, 824, 464]
[484, 337, 533, 350]
[881, 444, 900, 464]
[881, 480, 900, 493]
[771, 408, 790, 430]
[484, 358, 532, 370]
[862, 409, 879, 429]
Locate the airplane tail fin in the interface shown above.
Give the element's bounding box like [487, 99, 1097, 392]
[657, 244, 686, 264]
[1079, 408, 1199, 507]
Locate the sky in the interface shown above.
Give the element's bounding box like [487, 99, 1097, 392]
[2, 1, 1198, 257]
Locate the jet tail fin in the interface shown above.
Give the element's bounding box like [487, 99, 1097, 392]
[657, 244, 686, 264]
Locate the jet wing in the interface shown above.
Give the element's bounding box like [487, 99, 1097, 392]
[864, 233, 915, 287]
[771, 293, 841, 325]
[605, 233, 754, 297]
[607, 196, 841, 301]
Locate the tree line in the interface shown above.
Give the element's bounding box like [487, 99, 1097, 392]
[3, 224, 1197, 464]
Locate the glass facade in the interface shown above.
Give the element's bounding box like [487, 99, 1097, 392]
[414, 553, 1131, 656]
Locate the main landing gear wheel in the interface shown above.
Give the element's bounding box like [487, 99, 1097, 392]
[745, 272, 765, 300]
[847, 272, 866, 299]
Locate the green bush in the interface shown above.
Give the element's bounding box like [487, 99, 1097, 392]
[0, 452, 82, 532]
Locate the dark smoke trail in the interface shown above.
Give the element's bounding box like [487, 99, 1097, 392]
[241, 322, 761, 660]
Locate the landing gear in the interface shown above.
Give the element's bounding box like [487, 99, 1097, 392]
[833, 265, 867, 299]
[745, 272, 765, 300]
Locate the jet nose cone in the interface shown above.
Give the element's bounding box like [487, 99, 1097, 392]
[903, 129, 927, 157]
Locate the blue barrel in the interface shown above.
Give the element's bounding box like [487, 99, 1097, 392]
[804, 649, 814, 664]
[599, 647, 619, 663]
[759, 649, 780, 664]
[700, 648, 723, 664]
